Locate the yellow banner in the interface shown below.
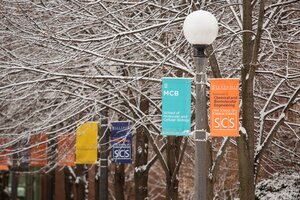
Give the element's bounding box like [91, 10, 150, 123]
[76, 122, 98, 164]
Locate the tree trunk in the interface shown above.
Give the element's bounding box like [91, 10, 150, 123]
[41, 169, 55, 200]
[134, 96, 149, 200]
[11, 151, 19, 200]
[75, 165, 86, 200]
[237, 0, 255, 200]
[11, 171, 19, 200]
[0, 171, 9, 200]
[114, 164, 125, 200]
[26, 172, 34, 200]
[64, 167, 75, 200]
[88, 165, 96, 200]
[48, 169, 55, 200]
[166, 136, 182, 200]
[134, 126, 149, 200]
[41, 172, 48, 200]
[55, 168, 66, 200]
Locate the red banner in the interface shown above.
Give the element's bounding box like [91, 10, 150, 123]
[30, 133, 48, 166]
[210, 79, 240, 137]
[57, 133, 75, 166]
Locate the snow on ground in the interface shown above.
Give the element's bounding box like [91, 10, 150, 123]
[255, 170, 300, 200]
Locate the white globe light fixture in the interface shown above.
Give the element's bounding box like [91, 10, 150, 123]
[183, 10, 219, 200]
[183, 10, 218, 45]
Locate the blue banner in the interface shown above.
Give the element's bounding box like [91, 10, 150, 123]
[162, 78, 192, 136]
[111, 121, 132, 164]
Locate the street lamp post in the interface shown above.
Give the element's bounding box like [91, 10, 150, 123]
[183, 10, 218, 200]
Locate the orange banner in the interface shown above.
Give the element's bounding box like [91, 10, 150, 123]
[210, 79, 240, 137]
[0, 151, 9, 170]
[30, 133, 48, 166]
[57, 133, 75, 166]
[0, 138, 11, 171]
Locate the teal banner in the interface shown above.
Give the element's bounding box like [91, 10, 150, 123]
[162, 78, 192, 136]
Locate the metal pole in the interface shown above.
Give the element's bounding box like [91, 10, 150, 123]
[193, 45, 208, 200]
[98, 112, 109, 200]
